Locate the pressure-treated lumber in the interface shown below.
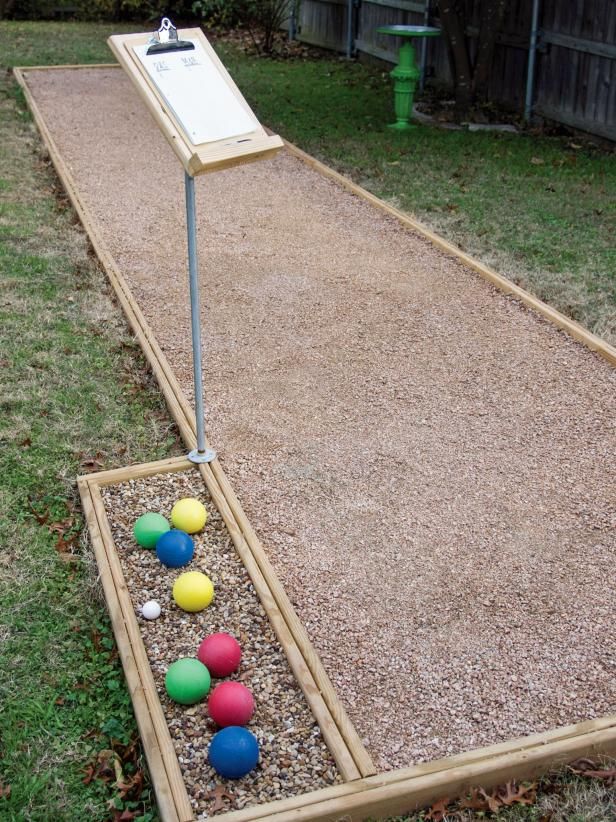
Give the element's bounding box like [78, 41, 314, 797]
[87, 455, 194, 487]
[279, 137, 616, 368]
[215, 714, 616, 822]
[88, 481, 195, 820]
[215, 723, 616, 822]
[78, 479, 184, 822]
[81, 459, 362, 782]
[202, 457, 377, 779]
[194, 460, 362, 780]
[15, 64, 374, 778]
[19, 65, 616, 820]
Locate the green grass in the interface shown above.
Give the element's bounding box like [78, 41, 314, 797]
[0, 19, 614, 822]
[0, 20, 181, 820]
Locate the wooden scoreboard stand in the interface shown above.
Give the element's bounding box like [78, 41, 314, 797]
[109, 20, 284, 464]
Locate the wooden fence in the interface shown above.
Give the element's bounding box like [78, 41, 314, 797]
[292, 0, 616, 141]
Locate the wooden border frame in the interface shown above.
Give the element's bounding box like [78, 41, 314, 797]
[78, 456, 370, 821]
[280, 138, 616, 368]
[16, 64, 616, 821]
[80, 456, 616, 822]
[14, 63, 616, 366]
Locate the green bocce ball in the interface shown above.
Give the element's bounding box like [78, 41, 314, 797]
[165, 658, 211, 705]
[133, 512, 170, 549]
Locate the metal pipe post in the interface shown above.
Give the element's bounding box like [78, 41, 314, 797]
[346, 0, 354, 58]
[288, 0, 296, 42]
[184, 171, 216, 464]
[419, 0, 430, 93]
[524, 0, 541, 122]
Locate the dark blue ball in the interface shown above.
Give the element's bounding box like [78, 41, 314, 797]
[208, 726, 259, 779]
[155, 529, 194, 568]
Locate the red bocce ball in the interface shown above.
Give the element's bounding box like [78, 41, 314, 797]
[208, 681, 255, 727]
[198, 632, 242, 678]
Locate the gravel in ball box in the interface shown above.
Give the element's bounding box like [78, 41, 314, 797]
[101, 470, 341, 818]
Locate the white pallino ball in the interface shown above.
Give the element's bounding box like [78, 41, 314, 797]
[141, 600, 161, 620]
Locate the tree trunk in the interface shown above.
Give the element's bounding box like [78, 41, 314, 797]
[473, 0, 509, 101]
[437, 0, 474, 117]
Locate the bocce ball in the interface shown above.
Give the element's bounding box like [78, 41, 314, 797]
[208, 726, 259, 779]
[171, 497, 207, 534]
[141, 600, 161, 620]
[208, 682, 254, 727]
[197, 633, 241, 678]
[173, 571, 214, 612]
[155, 529, 194, 568]
[165, 658, 211, 705]
[133, 512, 170, 549]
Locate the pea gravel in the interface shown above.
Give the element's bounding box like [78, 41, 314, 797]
[26, 68, 616, 773]
[101, 470, 341, 818]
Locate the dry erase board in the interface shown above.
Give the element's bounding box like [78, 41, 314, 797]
[133, 41, 258, 145]
[108, 28, 283, 175]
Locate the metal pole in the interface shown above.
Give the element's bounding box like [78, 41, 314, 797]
[346, 0, 354, 59]
[524, 0, 541, 122]
[419, 0, 430, 93]
[288, 0, 296, 42]
[184, 171, 216, 464]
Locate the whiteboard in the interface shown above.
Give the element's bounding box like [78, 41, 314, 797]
[133, 41, 258, 145]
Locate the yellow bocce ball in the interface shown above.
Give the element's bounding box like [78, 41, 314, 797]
[170, 497, 207, 534]
[173, 571, 214, 613]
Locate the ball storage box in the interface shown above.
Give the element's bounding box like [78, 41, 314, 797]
[78, 456, 372, 822]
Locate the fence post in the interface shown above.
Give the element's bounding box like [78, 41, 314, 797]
[524, 0, 541, 121]
[419, 0, 431, 92]
[346, 0, 355, 58]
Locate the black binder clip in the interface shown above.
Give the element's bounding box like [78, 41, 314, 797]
[146, 17, 195, 55]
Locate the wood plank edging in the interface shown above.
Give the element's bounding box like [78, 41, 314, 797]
[77, 479, 186, 822]
[87, 481, 196, 821]
[224, 723, 616, 822]
[16, 65, 616, 366]
[19, 65, 616, 820]
[195, 463, 362, 781]
[79, 455, 194, 487]
[280, 138, 616, 368]
[13, 64, 375, 779]
[204, 457, 377, 779]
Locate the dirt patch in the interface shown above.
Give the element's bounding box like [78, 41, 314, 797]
[25, 67, 616, 771]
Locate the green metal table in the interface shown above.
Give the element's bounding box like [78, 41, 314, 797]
[376, 25, 441, 130]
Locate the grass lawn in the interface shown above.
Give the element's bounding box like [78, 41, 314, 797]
[0, 19, 614, 822]
[0, 20, 181, 821]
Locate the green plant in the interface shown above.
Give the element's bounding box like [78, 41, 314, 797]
[192, 0, 246, 29]
[246, 0, 290, 53]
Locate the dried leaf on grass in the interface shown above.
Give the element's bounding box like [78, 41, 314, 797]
[79, 451, 105, 472]
[0, 784, 11, 799]
[82, 736, 146, 808]
[425, 797, 453, 821]
[499, 780, 537, 806]
[28, 499, 80, 555]
[111, 809, 140, 821]
[569, 758, 616, 784]
[458, 781, 537, 813]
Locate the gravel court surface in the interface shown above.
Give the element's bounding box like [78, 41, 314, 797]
[26, 68, 616, 771]
[102, 470, 341, 818]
